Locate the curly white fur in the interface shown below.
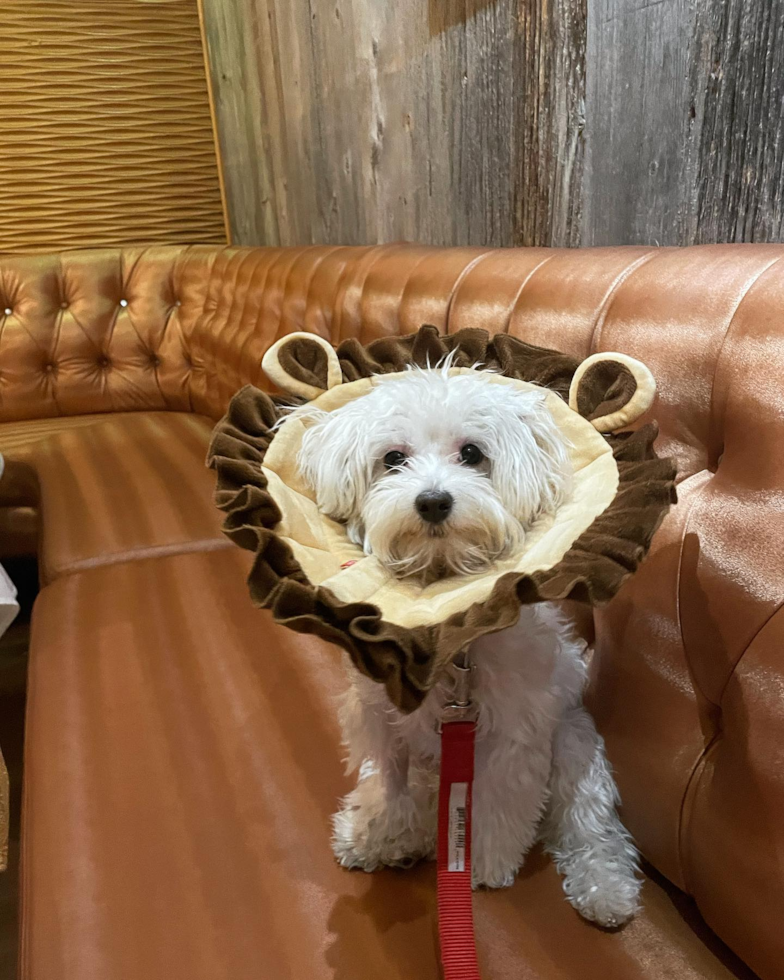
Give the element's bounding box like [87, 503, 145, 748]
[296, 364, 571, 578]
[298, 368, 641, 927]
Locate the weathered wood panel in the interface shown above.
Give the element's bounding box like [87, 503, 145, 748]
[515, 0, 586, 247]
[584, 0, 784, 246]
[201, 0, 585, 247]
[203, 0, 784, 248]
[582, 0, 692, 246]
[684, 0, 784, 243]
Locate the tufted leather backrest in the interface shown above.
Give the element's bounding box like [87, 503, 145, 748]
[2, 242, 783, 977]
[0, 247, 197, 420]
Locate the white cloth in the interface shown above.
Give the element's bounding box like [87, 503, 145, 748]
[0, 453, 18, 639]
[0, 563, 18, 639]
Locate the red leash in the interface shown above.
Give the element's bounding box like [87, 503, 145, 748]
[437, 650, 482, 979]
[438, 721, 481, 979]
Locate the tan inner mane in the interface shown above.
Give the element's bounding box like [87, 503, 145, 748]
[262, 369, 618, 628]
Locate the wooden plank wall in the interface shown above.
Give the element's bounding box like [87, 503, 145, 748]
[201, 0, 784, 247]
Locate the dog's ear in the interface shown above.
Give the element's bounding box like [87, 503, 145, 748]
[568, 352, 656, 433]
[262, 332, 342, 400]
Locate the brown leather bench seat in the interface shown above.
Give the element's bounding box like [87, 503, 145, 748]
[2, 242, 782, 980]
[21, 549, 752, 980]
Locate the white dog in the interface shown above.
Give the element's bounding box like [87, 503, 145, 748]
[295, 363, 641, 927]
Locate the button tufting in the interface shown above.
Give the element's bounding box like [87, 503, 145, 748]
[174, 300, 182, 308]
[61, 301, 69, 310]
[97, 355, 111, 369]
[44, 363, 55, 374]
[3, 308, 11, 316]
[119, 299, 128, 308]
[149, 353, 160, 367]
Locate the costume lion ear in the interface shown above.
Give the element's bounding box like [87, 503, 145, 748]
[261, 332, 343, 400]
[569, 352, 656, 433]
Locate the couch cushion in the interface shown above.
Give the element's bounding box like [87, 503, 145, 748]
[26, 411, 230, 582]
[21, 547, 756, 980]
[0, 413, 120, 456]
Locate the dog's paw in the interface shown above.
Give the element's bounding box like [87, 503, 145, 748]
[471, 853, 519, 890]
[560, 855, 641, 928]
[332, 774, 436, 872]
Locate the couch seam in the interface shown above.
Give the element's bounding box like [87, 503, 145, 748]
[504, 253, 557, 333]
[674, 470, 718, 706]
[44, 535, 235, 584]
[223, 248, 263, 393]
[672, 467, 718, 892]
[299, 245, 344, 343]
[704, 253, 784, 467]
[334, 243, 406, 344]
[161, 243, 197, 411]
[675, 598, 784, 898]
[395, 249, 447, 331]
[587, 249, 659, 354]
[189, 248, 222, 413]
[260, 246, 336, 361]
[716, 600, 784, 708]
[675, 516, 784, 895]
[676, 731, 721, 898]
[443, 250, 496, 334]
[51, 254, 66, 378]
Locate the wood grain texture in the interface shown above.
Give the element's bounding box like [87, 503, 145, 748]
[684, 0, 784, 243]
[204, 0, 784, 248]
[202, 0, 585, 247]
[583, 0, 692, 246]
[584, 0, 784, 246]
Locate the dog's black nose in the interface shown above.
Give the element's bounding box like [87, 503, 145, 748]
[415, 491, 453, 524]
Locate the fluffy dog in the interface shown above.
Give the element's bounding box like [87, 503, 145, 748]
[296, 363, 641, 927]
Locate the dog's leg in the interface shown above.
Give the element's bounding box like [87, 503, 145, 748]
[544, 705, 641, 927]
[471, 735, 552, 889]
[331, 677, 437, 872]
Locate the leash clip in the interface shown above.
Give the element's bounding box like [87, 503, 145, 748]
[437, 649, 478, 731]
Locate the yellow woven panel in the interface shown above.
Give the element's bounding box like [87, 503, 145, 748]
[0, 0, 227, 253]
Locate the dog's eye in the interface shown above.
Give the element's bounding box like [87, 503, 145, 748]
[459, 444, 484, 466]
[383, 450, 408, 469]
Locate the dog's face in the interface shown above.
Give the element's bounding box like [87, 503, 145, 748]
[296, 368, 572, 580]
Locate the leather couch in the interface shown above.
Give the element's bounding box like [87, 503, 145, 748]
[1, 242, 781, 980]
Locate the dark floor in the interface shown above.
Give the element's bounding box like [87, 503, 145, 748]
[0, 558, 36, 980]
[0, 841, 18, 980]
